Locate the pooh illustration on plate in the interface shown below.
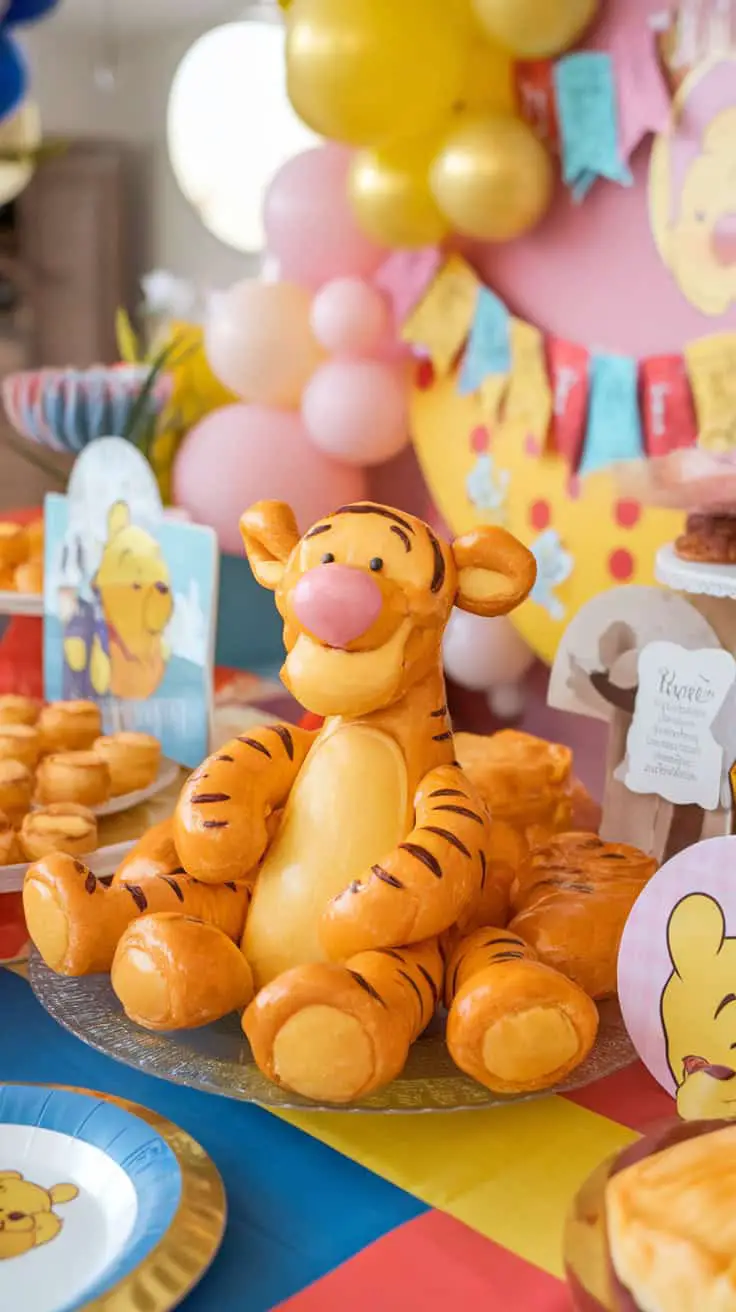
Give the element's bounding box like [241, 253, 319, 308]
[92, 501, 173, 701]
[0, 1171, 77, 1260]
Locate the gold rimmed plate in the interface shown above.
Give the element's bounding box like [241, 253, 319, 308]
[0, 1081, 225, 1311]
[30, 957, 636, 1113]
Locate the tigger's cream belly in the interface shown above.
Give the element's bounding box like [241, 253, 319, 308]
[244, 724, 409, 988]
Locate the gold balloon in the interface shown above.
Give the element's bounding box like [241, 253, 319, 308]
[471, 0, 598, 59]
[286, 0, 468, 146]
[349, 138, 449, 249]
[431, 114, 554, 243]
[459, 39, 515, 115]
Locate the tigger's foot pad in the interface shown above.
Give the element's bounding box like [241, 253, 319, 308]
[272, 1004, 374, 1103]
[481, 1006, 580, 1086]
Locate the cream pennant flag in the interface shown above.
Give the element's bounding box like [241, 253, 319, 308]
[685, 333, 736, 452]
[401, 255, 480, 376]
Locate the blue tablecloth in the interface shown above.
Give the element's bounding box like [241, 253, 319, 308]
[1, 970, 424, 1310]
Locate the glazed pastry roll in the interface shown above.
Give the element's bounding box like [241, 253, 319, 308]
[112, 818, 180, 884]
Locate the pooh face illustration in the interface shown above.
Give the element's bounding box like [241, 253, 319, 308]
[94, 501, 173, 701]
[661, 893, 736, 1120]
[0, 1171, 78, 1260]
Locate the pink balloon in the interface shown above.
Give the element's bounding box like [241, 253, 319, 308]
[172, 404, 366, 554]
[205, 280, 324, 408]
[264, 146, 388, 290]
[302, 360, 410, 467]
[310, 278, 390, 357]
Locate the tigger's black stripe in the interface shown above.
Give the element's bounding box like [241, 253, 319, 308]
[380, 947, 406, 962]
[84, 872, 96, 894]
[430, 705, 448, 718]
[237, 736, 271, 758]
[203, 819, 228, 829]
[479, 849, 487, 889]
[224, 882, 238, 892]
[335, 504, 415, 533]
[427, 529, 445, 593]
[215, 754, 234, 762]
[434, 804, 483, 825]
[161, 876, 184, 902]
[485, 936, 524, 948]
[430, 788, 465, 798]
[400, 842, 443, 878]
[191, 792, 231, 804]
[391, 525, 412, 552]
[372, 865, 404, 889]
[490, 950, 525, 962]
[422, 825, 471, 858]
[305, 523, 332, 538]
[168, 866, 187, 877]
[398, 969, 425, 1021]
[432, 731, 453, 742]
[348, 970, 387, 1007]
[417, 963, 439, 1010]
[122, 882, 147, 913]
[271, 725, 294, 761]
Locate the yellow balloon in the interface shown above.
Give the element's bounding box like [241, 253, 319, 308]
[471, 0, 598, 59]
[286, 0, 468, 146]
[459, 38, 515, 115]
[349, 138, 449, 249]
[431, 113, 554, 242]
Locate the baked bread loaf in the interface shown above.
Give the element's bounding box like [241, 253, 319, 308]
[36, 750, 111, 807]
[93, 732, 161, 796]
[19, 804, 98, 862]
[510, 833, 657, 999]
[38, 700, 102, 754]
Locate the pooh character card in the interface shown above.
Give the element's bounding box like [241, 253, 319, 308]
[42, 439, 218, 768]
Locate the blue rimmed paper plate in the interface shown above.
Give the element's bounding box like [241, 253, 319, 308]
[0, 1084, 225, 1311]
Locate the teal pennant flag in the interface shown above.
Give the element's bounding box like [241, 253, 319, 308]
[554, 52, 633, 202]
[579, 352, 643, 474]
[458, 286, 511, 396]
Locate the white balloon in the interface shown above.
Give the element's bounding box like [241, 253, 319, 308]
[442, 610, 535, 692]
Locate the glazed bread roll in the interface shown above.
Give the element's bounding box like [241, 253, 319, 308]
[0, 724, 41, 770]
[0, 759, 33, 826]
[445, 927, 599, 1095]
[38, 700, 102, 754]
[0, 809, 21, 865]
[113, 818, 180, 885]
[14, 559, 43, 594]
[605, 1120, 736, 1312]
[35, 751, 111, 808]
[93, 732, 161, 796]
[0, 695, 39, 727]
[20, 804, 98, 862]
[0, 522, 29, 570]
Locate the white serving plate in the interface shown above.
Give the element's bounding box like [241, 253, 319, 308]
[0, 590, 43, 618]
[0, 839, 134, 895]
[90, 757, 180, 818]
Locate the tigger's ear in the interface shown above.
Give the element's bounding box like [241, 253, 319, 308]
[452, 526, 536, 617]
[240, 501, 300, 591]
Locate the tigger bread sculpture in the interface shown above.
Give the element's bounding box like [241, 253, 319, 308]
[25, 501, 602, 1104]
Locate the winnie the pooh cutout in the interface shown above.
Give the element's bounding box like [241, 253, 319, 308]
[618, 834, 736, 1120]
[43, 439, 219, 768]
[0, 1171, 78, 1260]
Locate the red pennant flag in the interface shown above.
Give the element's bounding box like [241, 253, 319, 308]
[547, 337, 590, 468]
[515, 60, 560, 150]
[640, 354, 697, 456]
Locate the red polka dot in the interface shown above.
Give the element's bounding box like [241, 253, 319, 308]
[470, 425, 490, 453]
[529, 499, 551, 531]
[567, 475, 581, 500]
[524, 433, 542, 457]
[615, 498, 641, 529]
[416, 359, 435, 390]
[609, 548, 635, 581]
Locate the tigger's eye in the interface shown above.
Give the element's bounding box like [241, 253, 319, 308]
[369, 557, 383, 572]
[321, 553, 335, 565]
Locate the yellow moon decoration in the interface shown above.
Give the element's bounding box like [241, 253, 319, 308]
[410, 369, 684, 665]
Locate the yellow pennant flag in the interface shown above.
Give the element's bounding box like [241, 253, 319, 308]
[505, 318, 553, 442]
[480, 374, 509, 424]
[402, 255, 479, 376]
[685, 333, 736, 452]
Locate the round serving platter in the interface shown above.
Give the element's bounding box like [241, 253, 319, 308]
[0, 1082, 225, 1312]
[30, 956, 636, 1113]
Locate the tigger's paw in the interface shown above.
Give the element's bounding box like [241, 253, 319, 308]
[111, 913, 253, 1031]
[243, 962, 413, 1105]
[23, 853, 128, 976]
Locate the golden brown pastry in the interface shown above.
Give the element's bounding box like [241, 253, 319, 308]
[38, 700, 102, 754]
[445, 927, 599, 1095]
[112, 914, 254, 1030]
[25, 517, 44, 560]
[0, 522, 29, 570]
[35, 751, 111, 808]
[92, 732, 161, 796]
[606, 1121, 736, 1312]
[0, 566, 15, 591]
[675, 511, 736, 564]
[13, 559, 43, 594]
[24, 852, 251, 976]
[19, 804, 98, 862]
[0, 695, 40, 727]
[112, 817, 180, 885]
[244, 939, 443, 1104]
[0, 759, 33, 826]
[510, 833, 657, 999]
[0, 724, 41, 770]
[0, 809, 22, 865]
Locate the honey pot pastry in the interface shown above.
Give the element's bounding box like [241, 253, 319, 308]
[92, 732, 161, 796]
[19, 804, 98, 863]
[0, 695, 40, 728]
[0, 522, 29, 571]
[0, 809, 21, 866]
[0, 723, 41, 770]
[37, 700, 102, 754]
[35, 751, 111, 808]
[0, 759, 33, 826]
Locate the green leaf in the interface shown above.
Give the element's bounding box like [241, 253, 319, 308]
[122, 336, 185, 456]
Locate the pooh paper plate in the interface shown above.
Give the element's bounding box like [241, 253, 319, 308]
[0, 1083, 225, 1312]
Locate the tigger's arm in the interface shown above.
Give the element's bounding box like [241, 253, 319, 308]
[319, 765, 488, 959]
[174, 723, 316, 884]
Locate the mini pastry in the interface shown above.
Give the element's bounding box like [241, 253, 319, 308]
[445, 927, 599, 1095]
[35, 751, 111, 808]
[19, 804, 98, 862]
[0, 695, 39, 727]
[675, 511, 736, 564]
[0, 724, 41, 770]
[0, 759, 33, 826]
[0, 566, 15, 591]
[25, 517, 44, 559]
[13, 559, 43, 594]
[0, 810, 21, 866]
[92, 732, 161, 796]
[510, 833, 657, 998]
[37, 700, 102, 754]
[0, 522, 29, 570]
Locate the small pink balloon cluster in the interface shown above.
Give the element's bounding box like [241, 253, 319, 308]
[174, 145, 416, 552]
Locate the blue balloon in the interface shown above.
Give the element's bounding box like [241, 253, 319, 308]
[3, 0, 60, 25]
[0, 33, 25, 122]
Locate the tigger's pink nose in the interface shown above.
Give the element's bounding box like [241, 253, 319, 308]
[292, 564, 383, 648]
